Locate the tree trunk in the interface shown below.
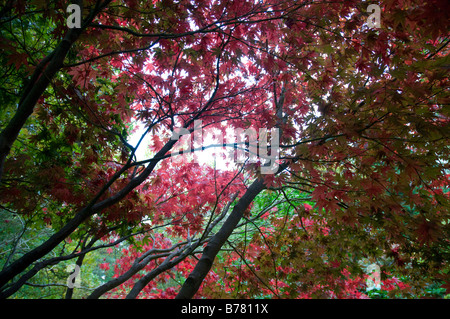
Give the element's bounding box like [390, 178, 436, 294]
[175, 177, 266, 299]
[0, 16, 85, 181]
[65, 254, 85, 299]
[0, 0, 112, 180]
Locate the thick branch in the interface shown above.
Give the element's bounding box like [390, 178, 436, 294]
[0, 137, 175, 294]
[175, 177, 266, 299]
[124, 192, 241, 300]
[0, 0, 112, 181]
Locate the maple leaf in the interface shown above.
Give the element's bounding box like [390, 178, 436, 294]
[440, 279, 450, 295]
[415, 218, 440, 246]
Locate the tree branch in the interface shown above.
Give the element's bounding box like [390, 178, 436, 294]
[175, 177, 266, 299]
[0, 0, 113, 181]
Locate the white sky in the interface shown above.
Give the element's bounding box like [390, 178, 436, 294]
[128, 123, 235, 171]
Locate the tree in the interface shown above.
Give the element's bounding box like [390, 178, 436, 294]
[0, 0, 449, 299]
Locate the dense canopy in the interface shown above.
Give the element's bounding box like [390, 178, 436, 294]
[0, 0, 449, 299]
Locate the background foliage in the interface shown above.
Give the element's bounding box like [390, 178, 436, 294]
[0, 0, 449, 299]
